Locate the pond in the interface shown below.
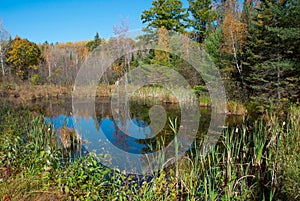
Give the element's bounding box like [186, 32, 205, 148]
[39, 96, 243, 174]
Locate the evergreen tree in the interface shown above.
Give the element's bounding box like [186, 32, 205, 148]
[86, 32, 103, 52]
[243, 0, 300, 102]
[188, 0, 216, 43]
[141, 0, 189, 33]
[153, 26, 171, 66]
[205, 27, 223, 66]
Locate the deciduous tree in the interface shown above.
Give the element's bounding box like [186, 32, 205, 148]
[6, 36, 42, 80]
[222, 0, 247, 86]
[0, 21, 10, 79]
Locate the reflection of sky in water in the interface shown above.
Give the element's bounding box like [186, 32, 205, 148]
[44, 115, 153, 154]
[42, 100, 241, 173]
[101, 117, 152, 154]
[44, 115, 74, 129]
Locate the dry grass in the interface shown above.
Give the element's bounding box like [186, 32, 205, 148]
[0, 83, 70, 103]
[56, 127, 81, 150]
[226, 100, 247, 115]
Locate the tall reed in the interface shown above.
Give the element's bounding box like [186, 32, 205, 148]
[1, 104, 299, 200]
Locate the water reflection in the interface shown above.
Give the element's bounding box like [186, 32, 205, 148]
[44, 98, 186, 155]
[41, 97, 243, 173]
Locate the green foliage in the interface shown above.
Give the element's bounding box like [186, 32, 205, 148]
[242, 0, 300, 102]
[0, 103, 300, 200]
[6, 36, 42, 80]
[0, 105, 62, 199]
[193, 85, 208, 96]
[58, 154, 112, 200]
[199, 0, 300, 102]
[141, 0, 189, 33]
[205, 27, 246, 100]
[275, 106, 300, 200]
[204, 27, 223, 67]
[30, 74, 40, 85]
[188, 0, 216, 43]
[86, 32, 103, 52]
[152, 26, 171, 67]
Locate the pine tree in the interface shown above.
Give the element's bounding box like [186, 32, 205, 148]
[141, 0, 189, 33]
[153, 26, 171, 66]
[86, 32, 103, 52]
[188, 0, 216, 43]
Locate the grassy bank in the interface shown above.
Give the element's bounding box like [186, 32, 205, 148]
[0, 103, 299, 200]
[0, 83, 71, 102]
[0, 83, 248, 115]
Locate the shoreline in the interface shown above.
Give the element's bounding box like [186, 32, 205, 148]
[0, 83, 247, 115]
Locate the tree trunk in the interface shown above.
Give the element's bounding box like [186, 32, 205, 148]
[230, 28, 244, 86]
[0, 45, 5, 78]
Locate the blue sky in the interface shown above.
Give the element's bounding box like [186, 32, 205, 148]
[0, 0, 160, 43]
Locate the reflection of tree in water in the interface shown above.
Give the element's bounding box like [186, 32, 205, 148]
[131, 101, 181, 153]
[113, 117, 131, 151]
[42, 97, 237, 155]
[95, 98, 112, 132]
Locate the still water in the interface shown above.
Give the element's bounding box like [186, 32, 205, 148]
[38, 96, 242, 173]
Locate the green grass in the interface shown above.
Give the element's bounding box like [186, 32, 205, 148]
[0, 103, 299, 200]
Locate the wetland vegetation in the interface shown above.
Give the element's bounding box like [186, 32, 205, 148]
[0, 102, 299, 200]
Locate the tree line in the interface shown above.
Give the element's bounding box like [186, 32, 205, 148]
[141, 0, 299, 103]
[0, 0, 299, 103]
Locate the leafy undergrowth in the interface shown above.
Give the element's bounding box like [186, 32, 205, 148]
[0, 103, 299, 200]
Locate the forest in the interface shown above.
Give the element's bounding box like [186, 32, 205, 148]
[0, 0, 299, 104]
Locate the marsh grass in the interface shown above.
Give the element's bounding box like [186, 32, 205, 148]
[0, 82, 248, 117]
[0, 103, 299, 200]
[137, 105, 300, 200]
[226, 100, 247, 115]
[131, 86, 198, 104]
[0, 82, 70, 104]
